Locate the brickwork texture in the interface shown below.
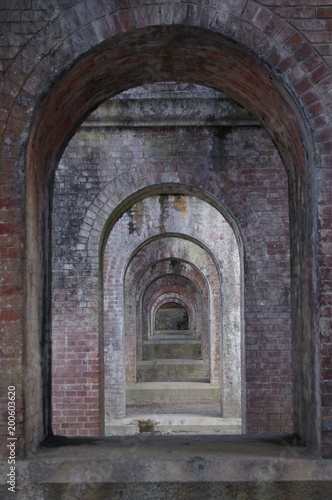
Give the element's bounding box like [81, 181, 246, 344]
[0, 0, 331, 459]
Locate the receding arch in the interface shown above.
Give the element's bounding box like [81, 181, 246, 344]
[154, 301, 189, 332]
[103, 193, 242, 424]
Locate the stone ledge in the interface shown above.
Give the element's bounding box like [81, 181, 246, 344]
[1, 436, 332, 498]
[1, 435, 332, 482]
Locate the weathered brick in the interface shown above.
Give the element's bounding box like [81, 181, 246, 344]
[317, 7, 332, 18]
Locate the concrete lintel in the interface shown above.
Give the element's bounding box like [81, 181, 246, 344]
[83, 98, 258, 128]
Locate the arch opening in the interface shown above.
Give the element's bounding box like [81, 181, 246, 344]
[25, 25, 318, 451]
[102, 191, 242, 433]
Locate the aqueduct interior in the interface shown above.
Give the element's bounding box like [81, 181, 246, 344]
[2, 2, 332, 496]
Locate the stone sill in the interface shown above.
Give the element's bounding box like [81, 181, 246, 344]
[2, 434, 332, 486]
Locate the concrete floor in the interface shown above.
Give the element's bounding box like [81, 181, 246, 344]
[120, 383, 241, 434]
[106, 413, 242, 435]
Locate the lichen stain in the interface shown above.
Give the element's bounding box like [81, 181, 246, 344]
[171, 194, 188, 215]
[127, 202, 142, 235]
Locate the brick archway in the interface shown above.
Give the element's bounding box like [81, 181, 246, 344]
[102, 193, 242, 426]
[21, 22, 320, 452]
